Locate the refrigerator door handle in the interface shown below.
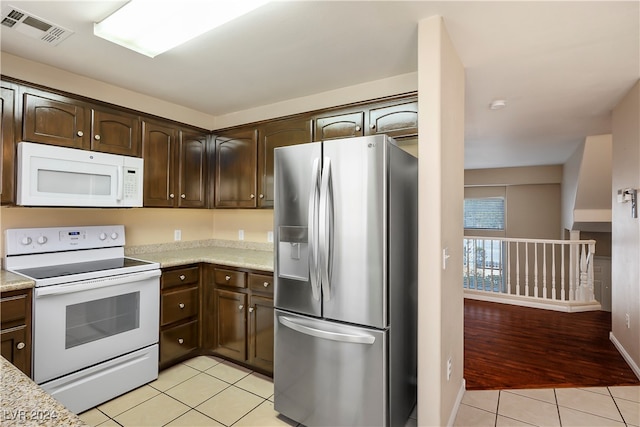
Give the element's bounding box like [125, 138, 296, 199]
[308, 157, 321, 301]
[279, 316, 376, 345]
[319, 157, 333, 301]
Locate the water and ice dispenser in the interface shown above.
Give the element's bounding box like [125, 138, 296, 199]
[278, 226, 309, 281]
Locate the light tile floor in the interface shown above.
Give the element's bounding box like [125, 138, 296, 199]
[78, 355, 638, 427]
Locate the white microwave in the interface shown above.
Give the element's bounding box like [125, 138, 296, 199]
[17, 142, 144, 207]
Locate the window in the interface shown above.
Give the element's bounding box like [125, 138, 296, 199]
[464, 197, 505, 230]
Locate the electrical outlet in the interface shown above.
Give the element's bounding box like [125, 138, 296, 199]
[238, 229, 244, 241]
[267, 231, 274, 243]
[626, 313, 631, 329]
[174, 229, 181, 241]
[447, 357, 452, 381]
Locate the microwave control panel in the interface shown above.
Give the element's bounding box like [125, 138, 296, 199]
[123, 168, 140, 200]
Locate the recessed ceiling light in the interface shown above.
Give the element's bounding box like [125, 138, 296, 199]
[489, 100, 507, 110]
[94, 0, 270, 58]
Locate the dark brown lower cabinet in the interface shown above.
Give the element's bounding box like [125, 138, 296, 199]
[202, 265, 274, 375]
[0, 289, 32, 377]
[159, 265, 200, 368]
[213, 288, 248, 361]
[248, 295, 274, 373]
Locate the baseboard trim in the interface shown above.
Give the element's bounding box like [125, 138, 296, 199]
[610, 332, 640, 380]
[464, 290, 602, 313]
[446, 379, 466, 427]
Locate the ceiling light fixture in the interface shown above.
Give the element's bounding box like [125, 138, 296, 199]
[489, 99, 507, 110]
[94, 0, 269, 58]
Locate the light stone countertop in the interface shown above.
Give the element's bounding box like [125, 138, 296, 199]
[0, 270, 35, 293]
[0, 357, 85, 427]
[126, 239, 274, 271]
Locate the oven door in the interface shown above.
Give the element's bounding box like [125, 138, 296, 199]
[32, 269, 160, 384]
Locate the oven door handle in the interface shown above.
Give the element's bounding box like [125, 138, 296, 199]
[34, 270, 161, 297]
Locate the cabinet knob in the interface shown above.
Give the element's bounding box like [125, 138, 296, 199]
[179, 303, 185, 309]
[16, 342, 25, 350]
[249, 307, 254, 313]
[179, 274, 186, 281]
[250, 194, 255, 199]
[178, 338, 184, 344]
[181, 194, 186, 199]
[225, 275, 231, 281]
[355, 125, 361, 132]
[77, 130, 84, 137]
[94, 134, 101, 140]
[370, 124, 376, 129]
[169, 193, 175, 199]
[259, 194, 264, 199]
[239, 304, 244, 310]
[263, 282, 270, 288]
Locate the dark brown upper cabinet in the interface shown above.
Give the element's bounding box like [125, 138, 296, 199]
[142, 120, 177, 207]
[177, 130, 208, 208]
[214, 128, 258, 208]
[314, 110, 364, 141]
[23, 89, 91, 150]
[257, 116, 312, 208]
[367, 99, 418, 138]
[91, 108, 141, 157]
[1, 82, 17, 205]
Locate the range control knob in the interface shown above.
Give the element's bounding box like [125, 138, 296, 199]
[99, 233, 108, 241]
[37, 236, 48, 245]
[20, 236, 33, 246]
[110, 232, 119, 240]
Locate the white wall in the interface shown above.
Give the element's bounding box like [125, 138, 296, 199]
[562, 135, 613, 232]
[418, 15, 465, 426]
[611, 80, 640, 378]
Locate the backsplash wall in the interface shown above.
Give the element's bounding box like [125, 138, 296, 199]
[0, 206, 274, 258]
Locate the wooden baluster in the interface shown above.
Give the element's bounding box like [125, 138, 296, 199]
[534, 242, 539, 298]
[551, 243, 556, 300]
[516, 243, 520, 296]
[525, 243, 530, 296]
[542, 243, 547, 299]
[506, 241, 511, 294]
[561, 244, 566, 300]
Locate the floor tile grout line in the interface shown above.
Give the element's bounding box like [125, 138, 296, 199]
[607, 386, 630, 426]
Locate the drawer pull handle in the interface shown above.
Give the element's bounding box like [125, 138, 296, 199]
[225, 275, 231, 281]
[239, 305, 244, 310]
[249, 307, 254, 313]
[77, 130, 84, 137]
[178, 338, 184, 344]
[179, 303, 185, 309]
[179, 275, 186, 281]
[263, 282, 270, 288]
[355, 125, 361, 132]
[94, 134, 101, 140]
[16, 342, 25, 350]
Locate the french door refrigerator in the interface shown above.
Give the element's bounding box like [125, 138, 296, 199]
[273, 134, 418, 427]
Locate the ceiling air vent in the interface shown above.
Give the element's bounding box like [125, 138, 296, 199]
[1, 5, 73, 46]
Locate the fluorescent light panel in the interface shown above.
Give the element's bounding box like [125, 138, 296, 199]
[94, 0, 269, 57]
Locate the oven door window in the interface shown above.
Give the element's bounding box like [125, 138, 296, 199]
[66, 291, 140, 349]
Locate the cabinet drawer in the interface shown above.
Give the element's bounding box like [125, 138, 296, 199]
[162, 266, 199, 290]
[161, 286, 198, 326]
[214, 268, 246, 288]
[0, 293, 29, 326]
[248, 272, 274, 295]
[160, 320, 198, 364]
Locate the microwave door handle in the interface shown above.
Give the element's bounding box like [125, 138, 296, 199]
[116, 165, 124, 201]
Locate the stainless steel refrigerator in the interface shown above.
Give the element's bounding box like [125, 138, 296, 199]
[273, 134, 418, 427]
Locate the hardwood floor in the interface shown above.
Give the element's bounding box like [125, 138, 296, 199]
[464, 299, 640, 390]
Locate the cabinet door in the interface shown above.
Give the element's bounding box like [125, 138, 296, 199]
[23, 90, 90, 149]
[258, 117, 312, 208]
[1, 326, 30, 376]
[178, 130, 207, 208]
[214, 128, 257, 208]
[314, 111, 364, 141]
[214, 289, 247, 362]
[1, 83, 17, 204]
[91, 108, 141, 157]
[142, 120, 177, 207]
[367, 99, 418, 138]
[248, 295, 273, 373]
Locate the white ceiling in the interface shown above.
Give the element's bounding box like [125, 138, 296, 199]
[1, 1, 638, 169]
